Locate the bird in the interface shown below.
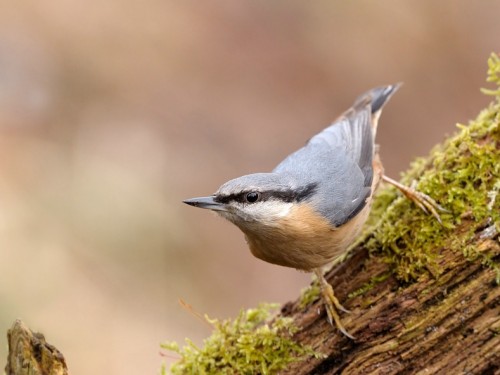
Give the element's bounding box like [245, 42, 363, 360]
[183, 84, 444, 338]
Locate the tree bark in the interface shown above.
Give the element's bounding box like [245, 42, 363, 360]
[279, 233, 499, 374]
[5, 320, 69, 375]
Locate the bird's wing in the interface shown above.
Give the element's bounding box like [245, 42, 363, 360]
[273, 85, 399, 227]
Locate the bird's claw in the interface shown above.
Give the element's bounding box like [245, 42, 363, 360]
[314, 269, 355, 339]
[383, 176, 448, 224]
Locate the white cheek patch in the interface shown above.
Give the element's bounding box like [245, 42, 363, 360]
[242, 201, 293, 224]
[214, 201, 293, 227]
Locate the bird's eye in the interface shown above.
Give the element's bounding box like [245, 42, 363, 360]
[245, 192, 260, 203]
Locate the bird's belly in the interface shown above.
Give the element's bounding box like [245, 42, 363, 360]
[241, 203, 370, 271]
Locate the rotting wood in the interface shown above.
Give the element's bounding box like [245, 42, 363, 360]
[280, 226, 500, 374]
[5, 320, 69, 375]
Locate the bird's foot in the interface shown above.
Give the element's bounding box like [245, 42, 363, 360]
[314, 269, 354, 339]
[382, 175, 447, 224]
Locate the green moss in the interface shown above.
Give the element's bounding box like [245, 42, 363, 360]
[481, 52, 500, 96]
[298, 280, 321, 309]
[367, 52, 500, 283]
[161, 304, 323, 375]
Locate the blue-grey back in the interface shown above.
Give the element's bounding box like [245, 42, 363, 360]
[273, 85, 399, 226]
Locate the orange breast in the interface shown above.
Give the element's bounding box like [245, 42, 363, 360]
[241, 202, 370, 271]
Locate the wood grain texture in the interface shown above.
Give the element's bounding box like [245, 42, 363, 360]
[279, 225, 499, 374]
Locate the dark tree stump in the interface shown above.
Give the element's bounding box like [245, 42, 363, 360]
[5, 320, 69, 375]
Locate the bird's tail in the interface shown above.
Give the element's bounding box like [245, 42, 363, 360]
[353, 83, 402, 136]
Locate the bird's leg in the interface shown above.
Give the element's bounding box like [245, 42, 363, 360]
[382, 175, 447, 224]
[314, 268, 354, 339]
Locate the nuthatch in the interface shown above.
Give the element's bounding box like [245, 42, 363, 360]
[184, 85, 444, 338]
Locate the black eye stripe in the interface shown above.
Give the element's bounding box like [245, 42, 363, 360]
[214, 183, 317, 205]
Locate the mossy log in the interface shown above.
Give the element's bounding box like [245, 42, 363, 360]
[280, 231, 499, 374]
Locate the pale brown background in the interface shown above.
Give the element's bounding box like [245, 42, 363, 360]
[0, 1, 498, 374]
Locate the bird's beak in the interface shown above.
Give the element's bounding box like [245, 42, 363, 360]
[183, 196, 227, 211]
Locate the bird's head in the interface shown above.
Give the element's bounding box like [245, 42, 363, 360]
[183, 173, 317, 228]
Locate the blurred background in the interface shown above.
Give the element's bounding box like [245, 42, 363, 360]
[0, 1, 498, 374]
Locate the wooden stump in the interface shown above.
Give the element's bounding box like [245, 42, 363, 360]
[5, 320, 69, 375]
